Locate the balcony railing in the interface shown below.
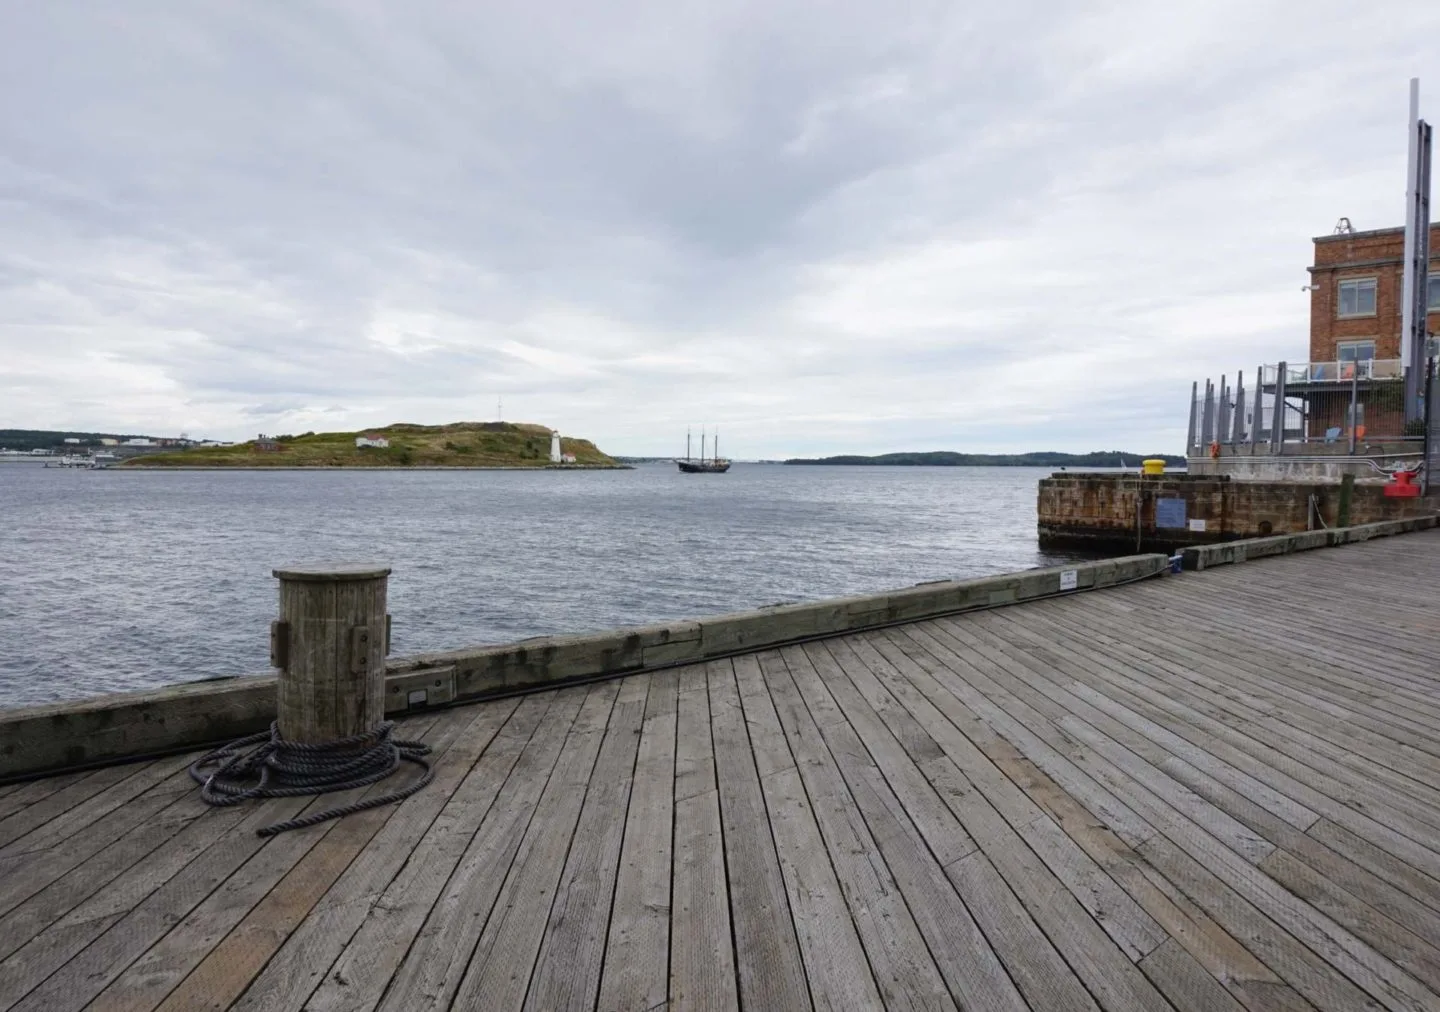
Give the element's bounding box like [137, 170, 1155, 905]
[1190, 359, 1432, 455]
[1260, 359, 1403, 386]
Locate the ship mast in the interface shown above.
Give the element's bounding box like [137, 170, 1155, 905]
[686, 427, 691, 462]
[701, 427, 706, 464]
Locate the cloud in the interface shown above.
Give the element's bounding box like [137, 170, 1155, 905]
[1, 0, 1437, 456]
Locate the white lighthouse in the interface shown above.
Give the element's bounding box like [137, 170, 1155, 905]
[549, 431, 562, 463]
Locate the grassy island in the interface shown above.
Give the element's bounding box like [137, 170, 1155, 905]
[121, 422, 622, 468]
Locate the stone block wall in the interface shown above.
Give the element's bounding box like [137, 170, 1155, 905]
[1038, 472, 1437, 552]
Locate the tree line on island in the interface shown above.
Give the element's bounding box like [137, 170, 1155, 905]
[783, 450, 1187, 467]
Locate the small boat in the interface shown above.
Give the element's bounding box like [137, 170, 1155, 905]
[46, 455, 93, 468]
[676, 428, 730, 474]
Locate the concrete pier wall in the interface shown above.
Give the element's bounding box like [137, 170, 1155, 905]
[1039, 471, 1436, 552]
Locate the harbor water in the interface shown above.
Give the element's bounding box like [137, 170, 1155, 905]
[0, 463, 1086, 707]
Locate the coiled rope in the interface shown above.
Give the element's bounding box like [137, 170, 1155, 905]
[189, 721, 433, 837]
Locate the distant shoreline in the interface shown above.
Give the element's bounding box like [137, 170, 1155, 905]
[784, 451, 1185, 467]
[108, 463, 633, 472]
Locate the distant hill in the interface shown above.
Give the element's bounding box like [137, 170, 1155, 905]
[784, 451, 1187, 467]
[123, 422, 621, 468]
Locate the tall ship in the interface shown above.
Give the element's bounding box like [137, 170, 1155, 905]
[676, 428, 730, 473]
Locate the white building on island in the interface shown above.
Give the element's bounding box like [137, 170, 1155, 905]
[355, 433, 390, 449]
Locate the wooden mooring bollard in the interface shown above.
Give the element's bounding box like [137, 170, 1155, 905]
[271, 564, 391, 744]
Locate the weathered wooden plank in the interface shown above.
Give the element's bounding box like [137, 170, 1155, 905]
[109, 706, 514, 1012]
[1012, 611, 1440, 882]
[1040, 603, 1440, 810]
[668, 666, 737, 1012]
[208, 702, 520, 1012]
[446, 681, 620, 1012]
[0, 797, 279, 1011]
[887, 627, 1291, 1009]
[0, 789, 204, 964]
[736, 655, 884, 1010]
[301, 695, 545, 1012]
[1136, 832, 1384, 1011]
[705, 659, 811, 1011]
[1137, 938, 1248, 1012]
[0, 770, 91, 824]
[944, 849, 1103, 1012]
[26, 714, 455, 1012]
[895, 620, 1373, 1010]
[1041, 713, 1440, 1011]
[765, 651, 1001, 1011]
[858, 628, 1172, 964]
[893, 625, 1157, 850]
[802, 641, 975, 865]
[0, 763, 142, 851]
[374, 688, 589, 1012]
[598, 669, 679, 1012]
[525, 676, 650, 1011]
[0, 754, 192, 859]
[922, 757, 1171, 1012]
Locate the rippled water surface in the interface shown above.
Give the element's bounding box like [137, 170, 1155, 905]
[0, 463, 1086, 707]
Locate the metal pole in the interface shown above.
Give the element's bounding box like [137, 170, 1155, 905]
[1271, 362, 1287, 452]
[1402, 80, 1420, 411]
[1425, 357, 1437, 496]
[1231, 371, 1246, 445]
[1200, 380, 1215, 447]
[1348, 371, 1359, 455]
[1404, 113, 1432, 422]
[1249, 366, 1262, 452]
[1186, 381, 1198, 454]
[1216, 377, 1231, 447]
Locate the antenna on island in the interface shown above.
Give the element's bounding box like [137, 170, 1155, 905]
[497, 396, 502, 421]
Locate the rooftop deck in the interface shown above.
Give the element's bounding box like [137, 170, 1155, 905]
[2, 533, 1439, 1011]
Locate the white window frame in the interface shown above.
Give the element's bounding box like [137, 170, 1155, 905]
[1336, 339, 1376, 363]
[1337, 277, 1377, 318]
[1427, 274, 1440, 313]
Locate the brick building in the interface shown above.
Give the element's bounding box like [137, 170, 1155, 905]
[1309, 222, 1440, 364]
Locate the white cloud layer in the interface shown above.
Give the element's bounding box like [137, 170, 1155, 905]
[2, 0, 1437, 456]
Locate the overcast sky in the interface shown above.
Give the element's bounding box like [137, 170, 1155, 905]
[2, 2, 1437, 457]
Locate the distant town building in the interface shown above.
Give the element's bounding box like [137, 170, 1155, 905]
[254, 434, 280, 452]
[124, 437, 153, 447]
[561, 453, 577, 464]
[355, 434, 390, 449]
[63, 437, 81, 444]
[99, 438, 119, 446]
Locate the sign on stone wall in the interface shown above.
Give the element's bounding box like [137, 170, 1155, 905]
[1155, 498, 1187, 529]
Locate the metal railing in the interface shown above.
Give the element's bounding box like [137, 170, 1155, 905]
[1187, 360, 1425, 456]
[1261, 359, 1404, 385]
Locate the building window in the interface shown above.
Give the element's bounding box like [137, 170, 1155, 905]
[1429, 275, 1440, 312]
[1337, 340, 1376, 363]
[1337, 278, 1376, 317]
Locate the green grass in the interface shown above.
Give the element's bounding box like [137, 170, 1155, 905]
[123, 422, 619, 468]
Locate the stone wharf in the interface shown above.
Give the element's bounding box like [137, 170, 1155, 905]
[0, 555, 1170, 781]
[0, 515, 1429, 783]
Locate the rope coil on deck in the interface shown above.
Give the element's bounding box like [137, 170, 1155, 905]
[188, 721, 433, 837]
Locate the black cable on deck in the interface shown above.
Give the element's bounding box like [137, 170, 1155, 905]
[187, 721, 432, 837]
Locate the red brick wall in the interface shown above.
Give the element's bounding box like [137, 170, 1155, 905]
[1309, 225, 1440, 363]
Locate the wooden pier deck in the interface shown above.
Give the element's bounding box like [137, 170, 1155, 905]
[1, 532, 1439, 1011]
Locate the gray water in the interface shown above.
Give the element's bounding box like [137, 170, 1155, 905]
[0, 463, 1085, 708]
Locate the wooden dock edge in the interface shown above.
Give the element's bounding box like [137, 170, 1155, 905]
[1180, 514, 1436, 571]
[4, 518, 1430, 781]
[0, 554, 1163, 780]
